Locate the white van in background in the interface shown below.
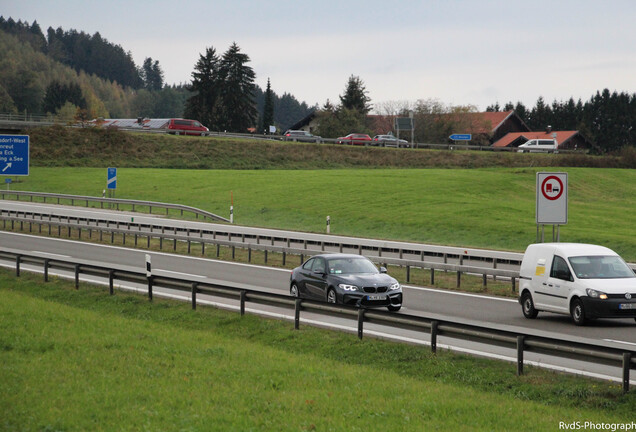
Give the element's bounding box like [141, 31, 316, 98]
[518, 139, 558, 153]
[518, 243, 636, 325]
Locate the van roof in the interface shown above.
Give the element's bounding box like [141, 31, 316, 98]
[527, 243, 618, 257]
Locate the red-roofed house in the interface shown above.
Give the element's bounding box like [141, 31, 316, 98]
[492, 126, 595, 151]
[443, 110, 530, 143]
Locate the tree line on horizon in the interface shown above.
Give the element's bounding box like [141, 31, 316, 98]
[0, 17, 314, 132]
[1, 17, 635, 150]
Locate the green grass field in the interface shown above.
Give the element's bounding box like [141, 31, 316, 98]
[7, 166, 636, 260]
[4, 129, 636, 430]
[2, 269, 634, 431]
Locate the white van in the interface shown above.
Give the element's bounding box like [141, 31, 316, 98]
[518, 139, 558, 153]
[518, 243, 636, 325]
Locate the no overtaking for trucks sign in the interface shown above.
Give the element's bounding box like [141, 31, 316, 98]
[536, 172, 568, 224]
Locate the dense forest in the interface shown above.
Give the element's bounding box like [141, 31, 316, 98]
[0, 17, 314, 130]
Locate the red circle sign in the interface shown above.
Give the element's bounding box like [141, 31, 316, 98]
[541, 176, 564, 201]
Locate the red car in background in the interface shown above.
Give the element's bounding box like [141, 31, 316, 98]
[336, 133, 372, 145]
[166, 118, 209, 136]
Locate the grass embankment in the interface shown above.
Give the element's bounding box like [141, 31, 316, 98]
[25, 125, 636, 169]
[1, 269, 634, 431]
[8, 166, 636, 261]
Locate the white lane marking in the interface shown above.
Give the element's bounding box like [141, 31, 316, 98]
[1, 231, 289, 273]
[156, 269, 202, 279]
[31, 251, 72, 259]
[403, 284, 518, 303]
[604, 339, 636, 347]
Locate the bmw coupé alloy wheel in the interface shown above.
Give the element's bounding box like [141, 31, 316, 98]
[290, 283, 299, 298]
[327, 289, 337, 304]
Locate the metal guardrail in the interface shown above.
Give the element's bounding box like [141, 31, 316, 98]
[0, 215, 519, 291]
[1, 247, 634, 392]
[0, 191, 230, 223]
[0, 191, 524, 268]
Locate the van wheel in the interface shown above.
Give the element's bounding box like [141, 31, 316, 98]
[571, 298, 586, 326]
[521, 292, 538, 319]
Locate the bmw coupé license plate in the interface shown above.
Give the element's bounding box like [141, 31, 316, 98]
[619, 303, 636, 310]
[367, 295, 386, 301]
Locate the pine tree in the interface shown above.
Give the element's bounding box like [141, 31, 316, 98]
[184, 47, 222, 129]
[218, 42, 257, 132]
[141, 57, 164, 91]
[259, 78, 274, 133]
[339, 75, 372, 114]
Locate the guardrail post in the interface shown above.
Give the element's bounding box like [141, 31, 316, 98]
[431, 321, 439, 353]
[16, 255, 21, 277]
[109, 270, 114, 295]
[357, 309, 365, 339]
[516, 336, 525, 376]
[44, 259, 49, 282]
[248, 246, 252, 263]
[623, 353, 631, 393]
[191, 283, 198, 310]
[147, 276, 153, 302]
[282, 251, 286, 266]
[511, 277, 516, 293]
[264, 250, 268, 264]
[406, 265, 411, 283]
[456, 271, 461, 288]
[294, 299, 302, 330]
[74, 264, 80, 289]
[430, 268, 435, 285]
[482, 273, 487, 289]
[232, 246, 235, 260]
[240, 290, 246, 316]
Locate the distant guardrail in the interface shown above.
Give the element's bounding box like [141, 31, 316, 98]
[0, 113, 588, 152]
[0, 191, 525, 270]
[0, 247, 634, 392]
[0, 191, 230, 223]
[0, 214, 520, 292]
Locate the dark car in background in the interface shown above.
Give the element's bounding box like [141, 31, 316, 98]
[283, 130, 322, 143]
[290, 253, 403, 311]
[335, 133, 372, 145]
[372, 134, 410, 148]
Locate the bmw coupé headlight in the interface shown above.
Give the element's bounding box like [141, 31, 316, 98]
[586, 288, 608, 299]
[338, 284, 358, 291]
[389, 283, 400, 291]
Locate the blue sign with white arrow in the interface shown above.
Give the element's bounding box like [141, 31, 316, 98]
[0, 135, 29, 176]
[449, 134, 472, 141]
[107, 167, 117, 189]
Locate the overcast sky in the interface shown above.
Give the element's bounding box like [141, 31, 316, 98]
[3, 0, 636, 111]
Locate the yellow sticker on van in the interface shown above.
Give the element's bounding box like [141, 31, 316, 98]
[535, 266, 545, 276]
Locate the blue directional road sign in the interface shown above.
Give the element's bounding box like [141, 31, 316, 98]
[0, 135, 29, 176]
[449, 134, 472, 141]
[107, 167, 117, 189]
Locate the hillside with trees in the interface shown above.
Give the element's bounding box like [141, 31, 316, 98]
[0, 17, 314, 131]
